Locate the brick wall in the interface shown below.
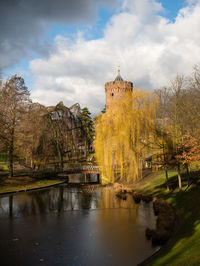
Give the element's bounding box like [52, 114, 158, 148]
[105, 80, 133, 110]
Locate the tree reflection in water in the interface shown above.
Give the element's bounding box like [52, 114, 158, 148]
[0, 185, 154, 221]
[0, 183, 159, 266]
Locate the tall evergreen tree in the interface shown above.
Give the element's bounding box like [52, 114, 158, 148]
[80, 107, 94, 157]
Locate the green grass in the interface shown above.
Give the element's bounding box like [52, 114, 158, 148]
[0, 165, 9, 171]
[0, 178, 64, 194]
[190, 161, 200, 171]
[134, 170, 200, 266]
[134, 171, 177, 195]
[0, 152, 9, 163]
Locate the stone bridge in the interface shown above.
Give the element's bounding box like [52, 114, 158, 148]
[63, 164, 100, 174]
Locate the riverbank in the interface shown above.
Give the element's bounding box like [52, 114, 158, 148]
[0, 176, 65, 195]
[133, 170, 200, 266]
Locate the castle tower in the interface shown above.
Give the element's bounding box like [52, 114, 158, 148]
[105, 67, 133, 111]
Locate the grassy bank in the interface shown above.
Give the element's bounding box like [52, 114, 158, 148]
[134, 170, 200, 266]
[0, 176, 64, 194]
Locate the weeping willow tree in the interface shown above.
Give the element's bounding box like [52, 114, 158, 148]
[95, 90, 158, 184]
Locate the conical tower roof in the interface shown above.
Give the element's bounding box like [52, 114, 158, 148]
[114, 66, 123, 81]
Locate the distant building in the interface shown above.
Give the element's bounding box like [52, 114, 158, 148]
[105, 68, 133, 111]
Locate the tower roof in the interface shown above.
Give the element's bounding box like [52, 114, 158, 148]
[114, 66, 123, 81]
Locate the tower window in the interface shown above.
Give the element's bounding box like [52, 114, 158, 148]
[111, 93, 114, 98]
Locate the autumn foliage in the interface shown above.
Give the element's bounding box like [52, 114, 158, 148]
[95, 90, 158, 184]
[177, 135, 200, 169]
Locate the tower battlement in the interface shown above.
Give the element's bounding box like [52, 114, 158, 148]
[105, 70, 133, 110]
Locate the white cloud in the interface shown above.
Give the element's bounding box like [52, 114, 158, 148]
[121, 0, 163, 20]
[30, 0, 200, 114]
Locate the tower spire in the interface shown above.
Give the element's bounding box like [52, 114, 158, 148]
[118, 65, 120, 75]
[115, 65, 123, 81]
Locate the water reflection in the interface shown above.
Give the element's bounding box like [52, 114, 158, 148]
[68, 172, 99, 183]
[0, 186, 154, 221]
[0, 184, 159, 266]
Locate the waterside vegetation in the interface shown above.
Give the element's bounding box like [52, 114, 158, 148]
[134, 170, 200, 266]
[0, 177, 64, 194]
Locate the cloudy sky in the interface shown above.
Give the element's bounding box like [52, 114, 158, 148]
[1, 0, 200, 114]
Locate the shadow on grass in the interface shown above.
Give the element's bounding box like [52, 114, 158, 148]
[163, 170, 199, 190]
[146, 171, 200, 265]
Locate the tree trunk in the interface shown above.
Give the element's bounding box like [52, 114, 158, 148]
[165, 167, 170, 191]
[57, 144, 63, 171]
[31, 158, 33, 168]
[97, 173, 100, 184]
[8, 144, 14, 178]
[186, 164, 190, 186]
[60, 154, 64, 171]
[84, 139, 87, 158]
[8, 128, 15, 178]
[84, 173, 87, 183]
[177, 164, 182, 191]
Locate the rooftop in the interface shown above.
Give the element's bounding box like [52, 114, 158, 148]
[114, 66, 123, 82]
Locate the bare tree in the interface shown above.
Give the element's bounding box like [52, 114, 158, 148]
[30, 102, 85, 170]
[155, 75, 186, 190]
[0, 75, 31, 177]
[16, 102, 48, 169]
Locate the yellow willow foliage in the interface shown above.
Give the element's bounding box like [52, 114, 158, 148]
[95, 90, 159, 184]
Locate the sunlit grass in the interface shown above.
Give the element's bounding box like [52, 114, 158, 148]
[0, 178, 63, 194]
[135, 170, 200, 266]
[0, 165, 9, 171]
[133, 171, 177, 195]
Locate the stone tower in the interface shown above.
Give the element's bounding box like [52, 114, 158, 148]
[105, 68, 133, 111]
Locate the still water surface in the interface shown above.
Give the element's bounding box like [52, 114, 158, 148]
[0, 176, 159, 266]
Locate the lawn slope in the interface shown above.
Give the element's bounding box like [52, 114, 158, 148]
[134, 171, 200, 266]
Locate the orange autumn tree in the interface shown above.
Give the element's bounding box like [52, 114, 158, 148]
[95, 90, 159, 184]
[177, 134, 200, 184]
[177, 135, 200, 167]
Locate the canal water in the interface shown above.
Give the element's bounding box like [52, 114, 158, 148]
[0, 175, 159, 266]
